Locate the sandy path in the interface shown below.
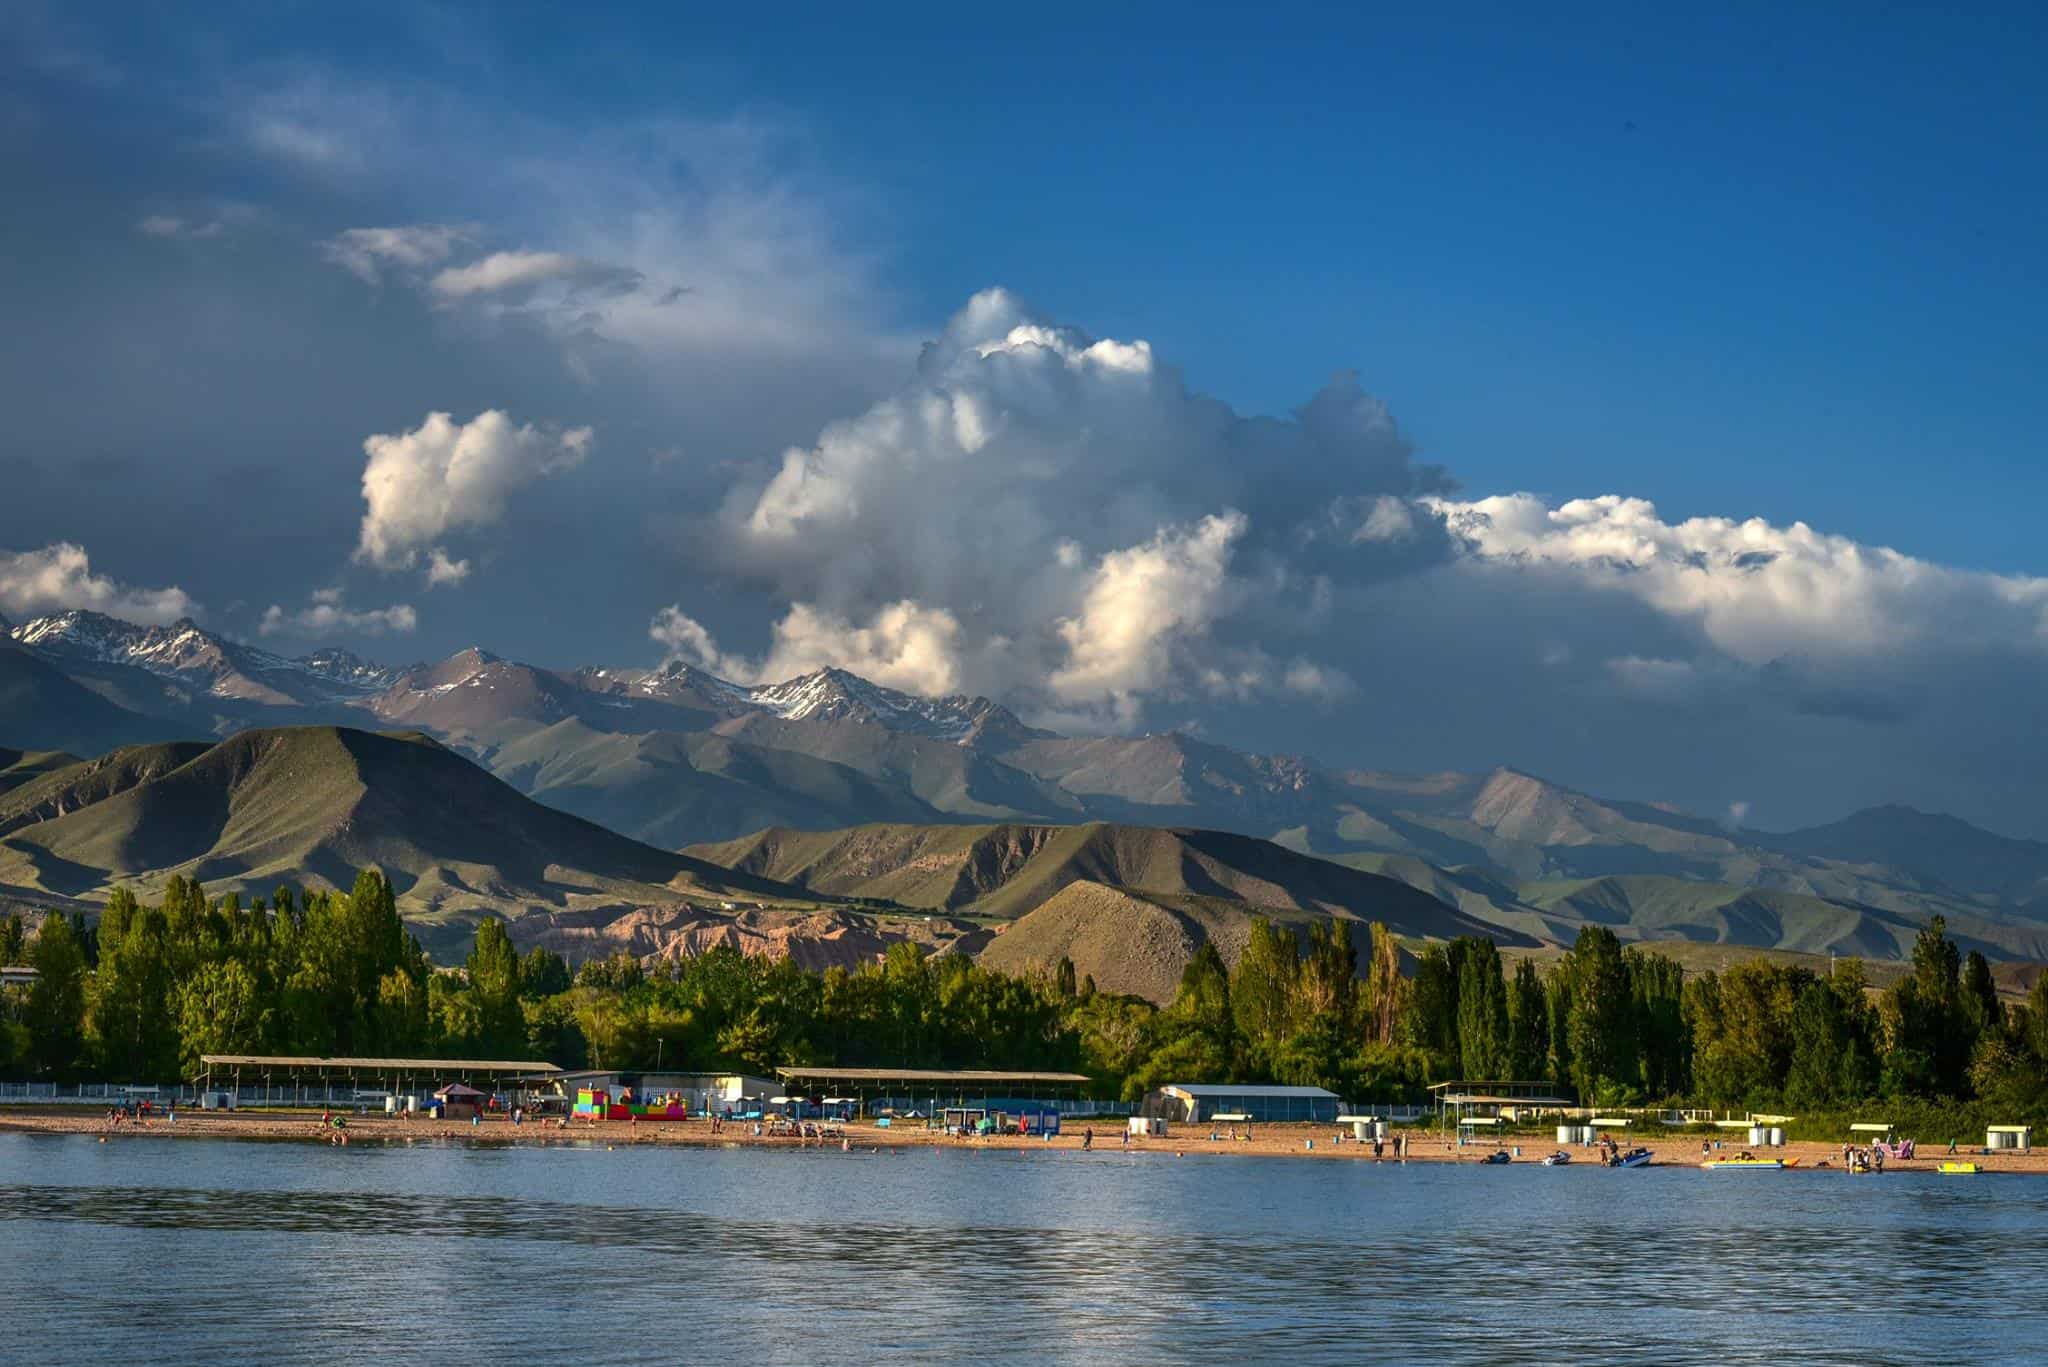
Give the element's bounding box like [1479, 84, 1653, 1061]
[2, 1108, 2041, 1175]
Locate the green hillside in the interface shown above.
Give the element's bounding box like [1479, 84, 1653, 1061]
[0, 726, 806, 954]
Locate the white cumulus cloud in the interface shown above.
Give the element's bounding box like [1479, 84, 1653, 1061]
[1430, 492, 2048, 663]
[259, 588, 417, 638]
[355, 410, 593, 580]
[1050, 512, 1247, 715]
[688, 288, 1443, 725]
[0, 543, 196, 624]
[652, 600, 966, 696]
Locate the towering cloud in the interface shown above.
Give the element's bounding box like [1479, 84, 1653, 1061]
[355, 410, 594, 582]
[671, 288, 1454, 722]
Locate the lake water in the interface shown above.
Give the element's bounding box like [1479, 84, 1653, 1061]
[2, 1133, 2043, 1365]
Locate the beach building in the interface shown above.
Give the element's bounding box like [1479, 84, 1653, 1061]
[1428, 1079, 1577, 1137]
[1141, 1084, 1341, 1125]
[0, 965, 37, 989]
[775, 1067, 1093, 1120]
[198, 1054, 559, 1108]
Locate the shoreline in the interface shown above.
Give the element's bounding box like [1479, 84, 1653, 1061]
[4, 1108, 2045, 1174]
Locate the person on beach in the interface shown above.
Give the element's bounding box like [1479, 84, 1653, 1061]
[1082, 1127, 1093, 1150]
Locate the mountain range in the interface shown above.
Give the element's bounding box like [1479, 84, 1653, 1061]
[6, 608, 2048, 979]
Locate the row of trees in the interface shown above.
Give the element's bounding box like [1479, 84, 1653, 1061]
[5, 879, 2047, 1118]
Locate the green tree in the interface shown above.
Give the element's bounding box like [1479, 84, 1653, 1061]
[90, 906, 180, 1079]
[1505, 958, 1549, 1079]
[466, 917, 526, 1057]
[1230, 918, 1299, 1065]
[1362, 922, 1405, 1046]
[1563, 927, 1636, 1102]
[1403, 944, 1459, 1066]
[26, 913, 88, 1079]
[1297, 921, 1358, 1028]
[519, 947, 572, 998]
[176, 959, 265, 1074]
[1960, 950, 2001, 1044]
[1784, 980, 1853, 1108]
[1455, 938, 1509, 1079]
[1884, 917, 1968, 1096]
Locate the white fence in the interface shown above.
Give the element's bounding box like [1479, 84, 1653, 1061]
[0, 1081, 389, 1108]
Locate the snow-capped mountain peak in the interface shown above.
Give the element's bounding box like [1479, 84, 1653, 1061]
[9, 610, 399, 704]
[741, 666, 1040, 743]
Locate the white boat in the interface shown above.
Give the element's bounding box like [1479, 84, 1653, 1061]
[1541, 1150, 1572, 1166]
[1612, 1148, 1653, 1168]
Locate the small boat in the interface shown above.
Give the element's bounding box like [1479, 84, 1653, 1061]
[1478, 1149, 1512, 1164]
[1541, 1150, 1572, 1166]
[1939, 1161, 1981, 1175]
[1612, 1147, 1653, 1168]
[1703, 1155, 1784, 1171]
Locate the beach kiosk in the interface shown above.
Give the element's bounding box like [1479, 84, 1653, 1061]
[1987, 1125, 2032, 1153]
[434, 1082, 485, 1121]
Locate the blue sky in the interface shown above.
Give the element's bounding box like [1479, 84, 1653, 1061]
[4, 4, 2047, 830]
[16, 5, 2047, 562]
[38, 2, 2041, 564]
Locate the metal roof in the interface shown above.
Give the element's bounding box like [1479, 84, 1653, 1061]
[1163, 1084, 1340, 1098]
[200, 1055, 560, 1073]
[776, 1067, 1091, 1084]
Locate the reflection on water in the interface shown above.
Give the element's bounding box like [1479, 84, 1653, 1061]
[2, 1134, 2042, 1366]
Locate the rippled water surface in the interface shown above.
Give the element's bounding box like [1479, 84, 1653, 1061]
[3, 1133, 2044, 1365]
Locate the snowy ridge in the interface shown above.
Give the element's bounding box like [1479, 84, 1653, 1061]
[10, 610, 402, 701]
[574, 659, 1039, 743]
[745, 667, 989, 738]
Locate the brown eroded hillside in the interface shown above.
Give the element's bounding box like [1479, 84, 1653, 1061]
[686, 819, 1513, 939]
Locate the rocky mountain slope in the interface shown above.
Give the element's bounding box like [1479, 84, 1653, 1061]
[8, 609, 2047, 966]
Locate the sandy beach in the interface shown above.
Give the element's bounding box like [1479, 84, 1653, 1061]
[4, 1107, 2043, 1174]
